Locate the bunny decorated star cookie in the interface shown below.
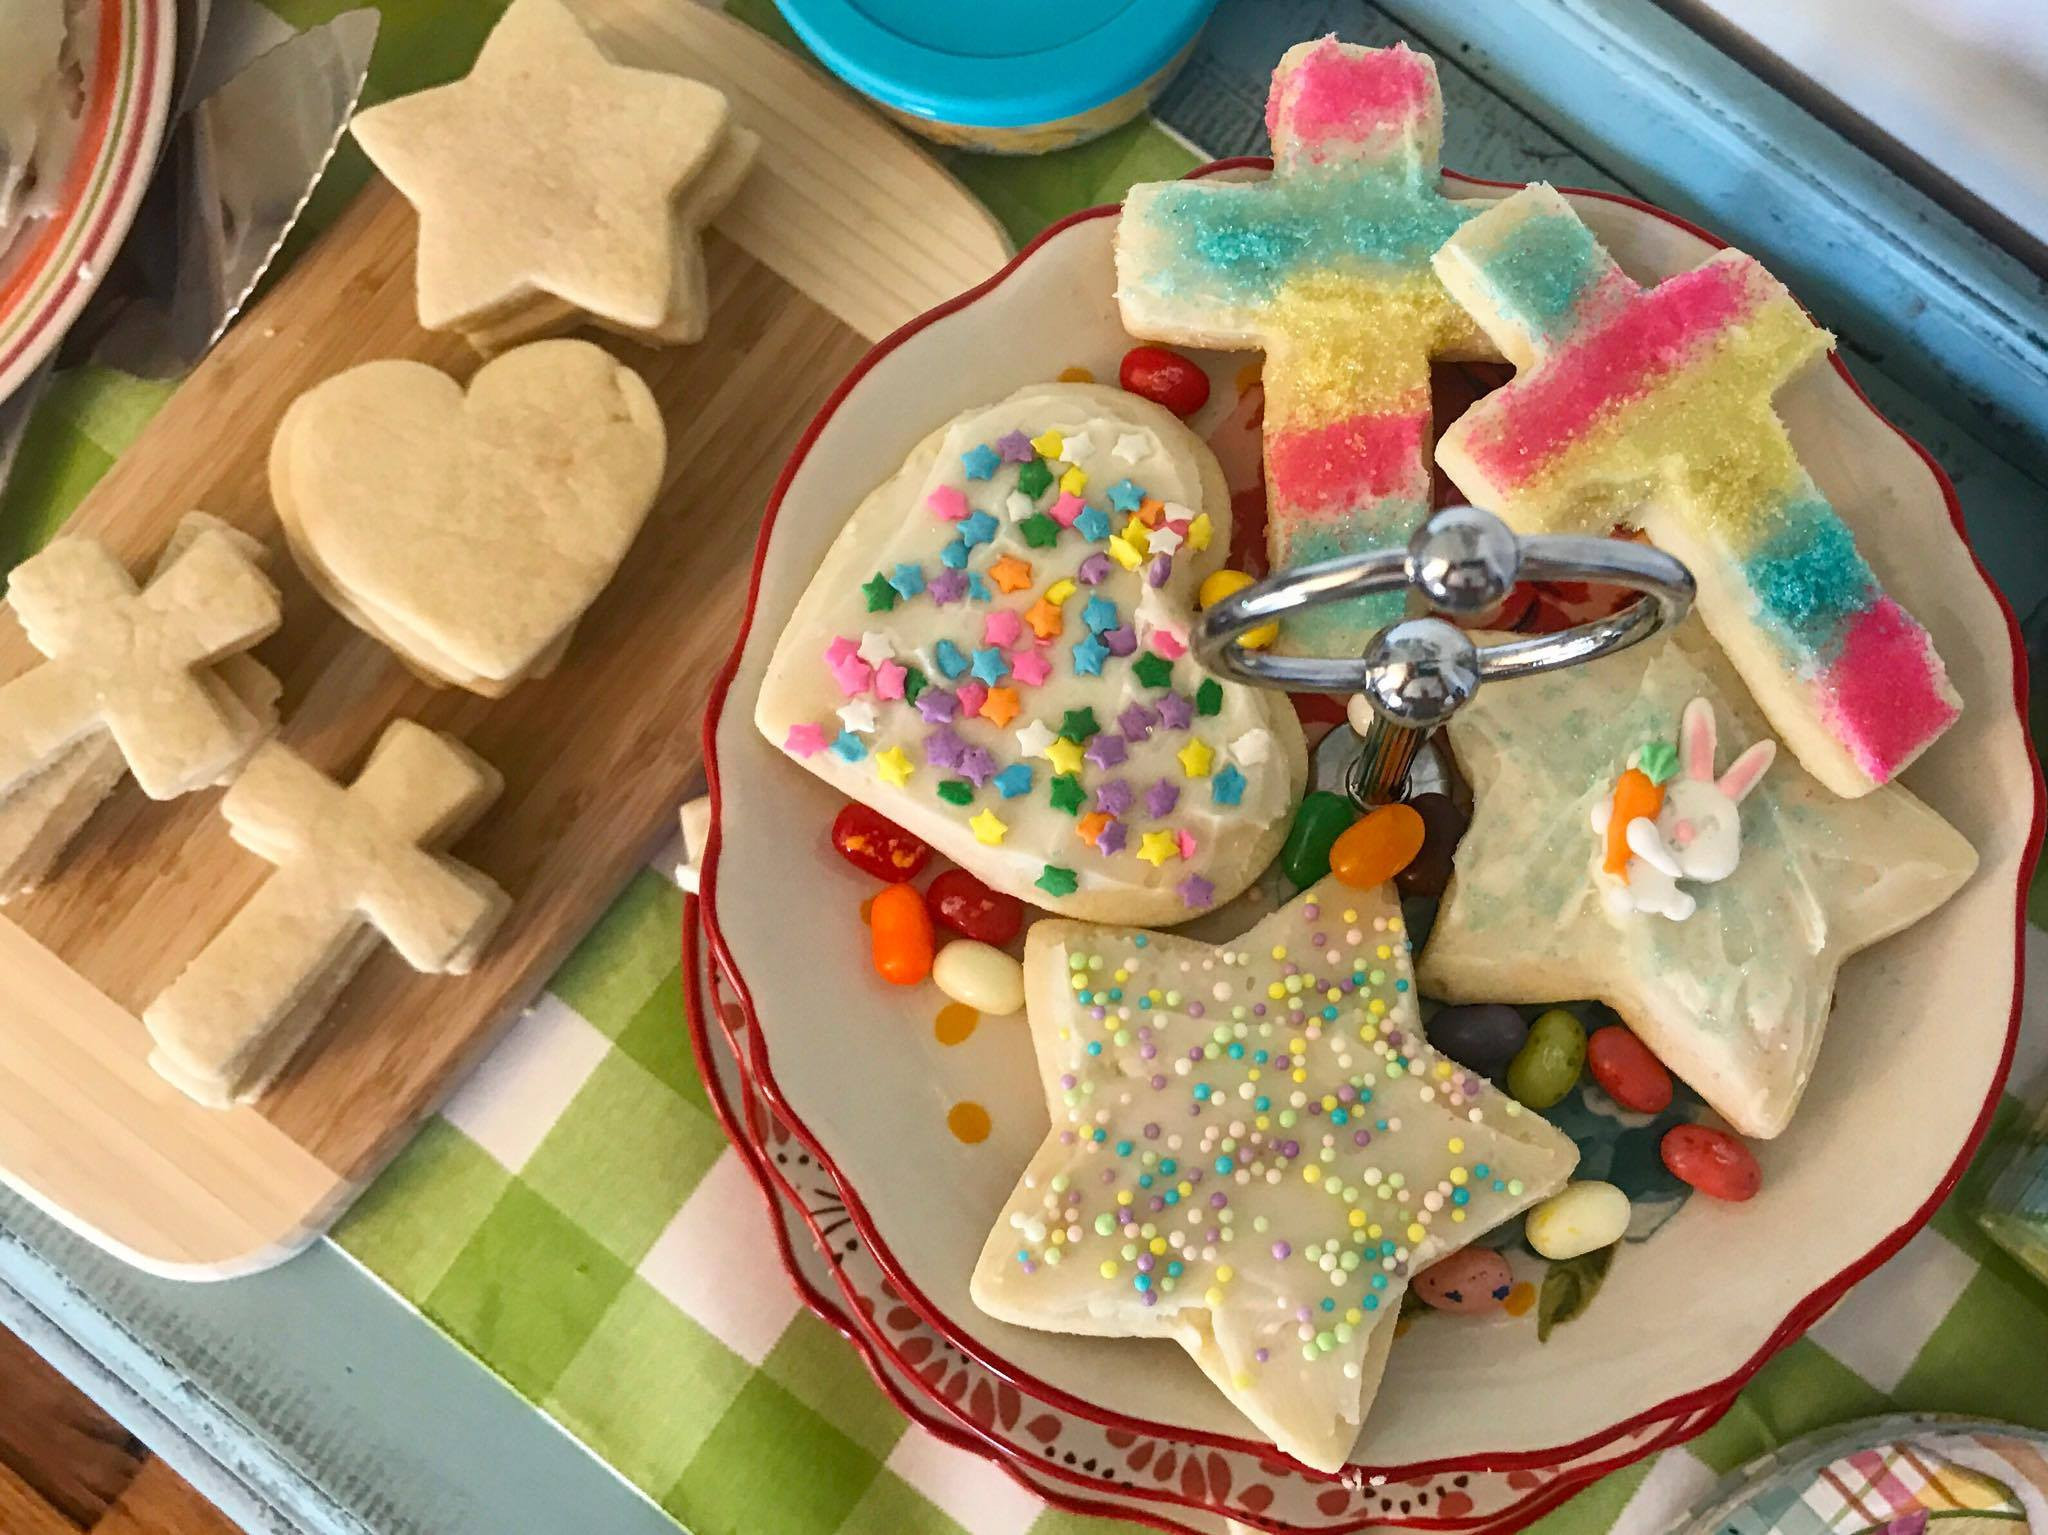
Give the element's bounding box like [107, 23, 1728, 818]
[756, 383, 1308, 923]
[1417, 621, 1976, 1139]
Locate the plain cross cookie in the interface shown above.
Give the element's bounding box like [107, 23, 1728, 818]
[0, 529, 280, 800]
[349, 0, 733, 336]
[144, 720, 510, 1108]
[1433, 184, 1960, 797]
[1115, 38, 1496, 655]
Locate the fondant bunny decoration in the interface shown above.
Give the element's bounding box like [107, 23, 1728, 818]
[1590, 698, 1776, 922]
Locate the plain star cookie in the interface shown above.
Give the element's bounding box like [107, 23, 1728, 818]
[270, 339, 665, 695]
[970, 878, 1577, 1471]
[349, 0, 737, 339]
[755, 383, 1308, 925]
[1416, 621, 1976, 1139]
[1115, 38, 1496, 657]
[1433, 183, 1960, 797]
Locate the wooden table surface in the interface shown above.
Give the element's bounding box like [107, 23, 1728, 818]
[1, 2, 2042, 1533]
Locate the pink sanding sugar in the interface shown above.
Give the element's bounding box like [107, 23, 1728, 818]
[1268, 38, 1434, 151]
[1267, 406, 1429, 512]
[1819, 598, 1960, 782]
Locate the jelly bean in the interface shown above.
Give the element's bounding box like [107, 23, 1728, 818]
[1525, 1180, 1630, 1260]
[1661, 1124, 1762, 1202]
[1395, 791, 1467, 898]
[933, 939, 1026, 1016]
[1426, 1003, 1527, 1080]
[1119, 344, 1210, 418]
[869, 883, 934, 986]
[1586, 1025, 1674, 1114]
[1329, 803, 1426, 889]
[832, 803, 931, 883]
[1280, 791, 1355, 887]
[1413, 1248, 1513, 1314]
[1506, 1007, 1585, 1110]
[925, 868, 1023, 947]
[1197, 568, 1278, 650]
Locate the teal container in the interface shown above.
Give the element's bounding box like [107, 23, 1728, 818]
[773, 0, 1219, 154]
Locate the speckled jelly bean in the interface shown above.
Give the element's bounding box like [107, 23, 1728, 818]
[933, 939, 1026, 1016]
[1426, 1003, 1527, 1081]
[1395, 792, 1467, 898]
[1661, 1124, 1762, 1202]
[1329, 803, 1426, 889]
[1413, 1247, 1514, 1314]
[1507, 1007, 1586, 1110]
[870, 883, 935, 986]
[1197, 568, 1279, 650]
[1525, 1180, 1629, 1260]
[1280, 791, 1354, 887]
[1119, 344, 1210, 418]
[831, 803, 931, 883]
[925, 868, 1023, 947]
[1586, 1025, 1674, 1114]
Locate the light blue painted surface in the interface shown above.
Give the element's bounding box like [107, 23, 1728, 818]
[2, 3, 2043, 1533]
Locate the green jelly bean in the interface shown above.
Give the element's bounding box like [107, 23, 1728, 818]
[1281, 791, 1355, 887]
[1507, 1007, 1586, 1109]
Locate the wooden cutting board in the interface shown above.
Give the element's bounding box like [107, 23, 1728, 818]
[0, 0, 1011, 1278]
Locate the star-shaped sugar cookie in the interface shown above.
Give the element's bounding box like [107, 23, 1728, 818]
[349, 0, 731, 333]
[971, 878, 1577, 1472]
[1417, 622, 1976, 1140]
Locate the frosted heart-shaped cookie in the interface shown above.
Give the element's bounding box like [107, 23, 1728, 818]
[271, 339, 665, 692]
[756, 383, 1307, 924]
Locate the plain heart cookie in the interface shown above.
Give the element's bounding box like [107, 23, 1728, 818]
[270, 339, 665, 693]
[756, 383, 1307, 925]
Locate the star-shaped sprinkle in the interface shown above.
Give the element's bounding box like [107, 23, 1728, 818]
[966, 573, 992, 603]
[1044, 578, 1077, 605]
[970, 646, 1011, 685]
[969, 808, 1008, 845]
[1049, 492, 1086, 527]
[1118, 705, 1157, 743]
[980, 686, 1020, 728]
[1107, 479, 1145, 511]
[1019, 514, 1060, 549]
[925, 728, 965, 769]
[1096, 819, 1128, 856]
[784, 723, 828, 757]
[932, 640, 968, 678]
[1063, 430, 1096, 462]
[915, 689, 957, 724]
[874, 746, 914, 786]
[928, 568, 968, 604]
[937, 779, 973, 806]
[888, 564, 925, 600]
[1059, 707, 1100, 742]
[1048, 775, 1086, 815]
[1144, 780, 1180, 818]
[994, 764, 1034, 799]
[1030, 430, 1064, 459]
[1178, 739, 1215, 778]
[1024, 598, 1063, 640]
[1011, 652, 1051, 687]
[1186, 512, 1212, 551]
[928, 485, 969, 521]
[857, 631, 895, 665]
[837, 700, 878, 733]
[1418, 624, 1976, 1138]
[1148, 523, 1185, 557]
[996, 430, 1035, 462]
[902, 668, 928, 702]
[939, 539, 970, 570]
[1212, 764, 1247, 806]
[958, 747, 997, 787]
[1131, 653, 1174, 690]
[1076, 553, 1112, 588]
[862, 573, 897, 612]
[983, 609, 1023, 648]
[874, 661, 907, 701]
[1096, 780, 1133, 816]
[1195, 679, 1224, 717]
[1157, 691, 1194, 730]
[1071, 637, 1109, 677]
[1060, 467, 1088, 496]
[1035, 865, 1077, 896]
[349, 0, 733, 332]
[970, 880, 1578, 1471]
[1082, 596, 1119, 634]
[1136, 830, 1178, 867]
[961, 444, 1000, 480]
[1005, 491, 1038, 522]
[1176, 874, 1214, 908]
[989, 555, 1033, 593]
[830, 731, 866, 762]
[1044, 736, 1086, 776]
[1113, 431, 1149, 463]
[959, 510, 999, 548]
[1085, 734, 1128, 771]
[1016, 460, 1053, 498]
[1106, 532, 1145, 571]
[1016, 720, 1056, 757]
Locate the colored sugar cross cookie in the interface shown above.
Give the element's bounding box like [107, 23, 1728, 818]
[0, 528, 280, 801]
[758, 383, 1308, 924]
[1433, 184, 1959, 797]
[350, 0, 737, 339]
[1416, 621, 1975, 1139]
[972, 878, 1577, 1471]
[1116, 39, 1495, 656]
[144, 720, 511, 1108]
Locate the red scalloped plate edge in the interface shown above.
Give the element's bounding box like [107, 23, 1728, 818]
[683, 905, 1735, 1535]
[696, 156, 2045, 1481]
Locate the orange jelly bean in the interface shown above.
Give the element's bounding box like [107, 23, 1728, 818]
[870, 883, 935, 986]
[1329, 803, 1427, 889]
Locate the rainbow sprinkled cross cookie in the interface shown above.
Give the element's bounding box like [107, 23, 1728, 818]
[1115, 38, 1497, 656]
[1433, 184, 1960, 797]
[972, 877, 1577, 1471]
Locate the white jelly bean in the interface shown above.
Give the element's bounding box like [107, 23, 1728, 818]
[1524, 1180, 1629, 1260]
[932, 939, 1025, 1016]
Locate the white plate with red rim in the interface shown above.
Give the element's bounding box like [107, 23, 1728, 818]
[686, 912, 1735, 1535]
[699, 162, 2041, 1480]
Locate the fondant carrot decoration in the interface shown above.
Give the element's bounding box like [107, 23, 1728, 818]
[1603, 768, 1663, 877]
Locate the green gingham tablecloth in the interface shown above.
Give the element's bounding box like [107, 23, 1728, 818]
[8, 4, 2048, 1534]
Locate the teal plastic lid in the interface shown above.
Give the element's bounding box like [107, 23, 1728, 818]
[774, 0, 1218, 128]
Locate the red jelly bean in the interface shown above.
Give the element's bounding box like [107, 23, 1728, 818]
[831, 803, 931, 883]
[1661, 1124, 1762, 1202]
[1119, 345, 1210, 418]
[1586, 1025, 1674, 1114]
[925, 868, 1024, 947]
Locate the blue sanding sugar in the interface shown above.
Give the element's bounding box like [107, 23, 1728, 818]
[1745, 503, 1877, 649]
